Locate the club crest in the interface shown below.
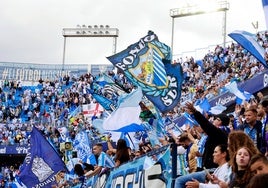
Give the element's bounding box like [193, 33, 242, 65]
[31, 157, 54, 182]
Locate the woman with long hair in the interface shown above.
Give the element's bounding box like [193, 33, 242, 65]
[114, 139, 130, 167]
[228, 147, 254, 188]
[217, 131, 259, 188]
[227, 131, 259, 161]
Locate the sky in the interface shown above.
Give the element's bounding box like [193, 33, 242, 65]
[0, 0, 267, 66]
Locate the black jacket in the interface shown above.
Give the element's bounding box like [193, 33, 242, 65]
[193, 111, 228, 169]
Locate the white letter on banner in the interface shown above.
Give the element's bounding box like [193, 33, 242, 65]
[124, 174, 134, 187]
[113, 176, 124, 187]
[28, 69, 33, 81]
[33, 70, 40, 81]
[144, 164, 166, 188]
[15, 69, 20, 80]
[19, 69, 24, 81]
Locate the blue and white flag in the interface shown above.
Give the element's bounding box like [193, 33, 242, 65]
[107, 31, 184, 113]
[262, 0, 268, 29]
[90, 92, 115, 111]
[18, 126, 66, 188]
[209, 104, 227, 115]
[68, 105, 81, 119]
[103, 87, 145, 132]
[228, 30, 267, 68]
[73, 131, 92, 162]
[183, 112, 199, 127]
[195, 98, 211, 113]
[225, 81, 252, 101]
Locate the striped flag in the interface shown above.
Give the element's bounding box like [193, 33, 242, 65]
[228, 30, 267, 68]
[107, 31, 184, 113]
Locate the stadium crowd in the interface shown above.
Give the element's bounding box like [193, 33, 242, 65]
[0, 30, 268, 187]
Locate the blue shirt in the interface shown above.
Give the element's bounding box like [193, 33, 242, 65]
[97, 152, 115, 168]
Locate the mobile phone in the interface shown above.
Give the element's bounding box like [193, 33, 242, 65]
[203, 167, 212, 180]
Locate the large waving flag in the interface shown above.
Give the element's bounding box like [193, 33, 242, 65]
[228, 30, 267, 68]
[107, 31, 184, 113]
[225, 81, 252, 102]
[73, 131, 93, 162]
[18, 126, 66, 188]
[103, 87, 146, 132]
[263, 0, 268, 29]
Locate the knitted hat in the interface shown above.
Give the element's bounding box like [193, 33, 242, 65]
[216, 113, 230, 126]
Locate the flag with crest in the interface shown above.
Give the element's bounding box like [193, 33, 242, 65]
[107, 31, 184, 113]
[18, 126, 66, 188]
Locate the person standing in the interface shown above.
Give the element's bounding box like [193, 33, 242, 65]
[184, 102, 229, 169]
[238, 107, 266, 154]
[85, 143, 115, 179]
[174, 102, 229, 188]
[178, 132, 198, 173]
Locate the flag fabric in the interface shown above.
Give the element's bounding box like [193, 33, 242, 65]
[82, 103, 104, 120]
[195, 98, 211, 113]
[90, 92, 115, 111]
[183, 112, 199, 127]
[103, 87, 145, 132]
[96, 74, 115, 85]
[209, 104, 227, 115]
[18, 126, 66, 188]
[73, 131, 93, 162]
[228, 30, 267, 68]
[88, 75, 126, 111]
[262, 0, 268, 29]
[68, 105, 81, 119]
[225, 81, 252, 101]
[107, 31, 184, 113]
[196, 60, 204, 71]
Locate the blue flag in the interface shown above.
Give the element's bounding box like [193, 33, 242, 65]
[228, 30, 267, 68]
[18, 126, 66, 188]
[73, 131, 93, 162]
[107, 31, 184, 113]
[103, 87, 146, 132]
[225, 81, 252, 101]
[90, 92, 115, 111]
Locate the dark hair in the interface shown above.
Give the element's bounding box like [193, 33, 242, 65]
[116, 139, 128, 150]
[178, 133, 190, 143]
[261, 97, 268, 107]
[95, 143, 103, 148]
[216, 114, 230, 126]
[217, 144, 230, 161]
[115, 139, 130, 165]
[82, 162, 94, 172]
[249, 153, 268, 167]
[247, 173, 268, 188]
[74, 164, 84, 177]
